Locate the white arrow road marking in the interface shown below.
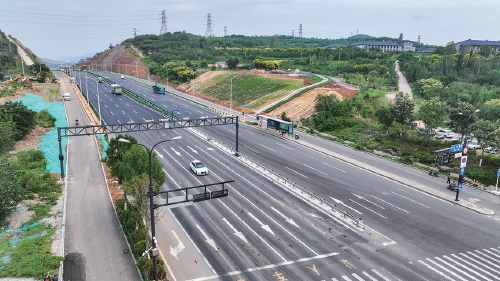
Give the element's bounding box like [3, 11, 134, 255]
[223, 218, 247, 243]
[207, 147, 214, 151]
[352, 193, 385, 209]
[248, 213, 274, 235]
[170, 147, 181, 156]
[330, 197, 362, 214]
[196, 224, 217, 251]
[271, 207, 299, 228]
[169, 230, 185, 260]
[259, 143, 276, 152]
[187, 146, 198, 154]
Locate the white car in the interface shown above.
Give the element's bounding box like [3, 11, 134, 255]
[190, 160, 208, 175]
[435, 129, 455, 139]
[467, 141, 481, 150]
[484, 147, 497, 154]
[120, 75, 124, 79]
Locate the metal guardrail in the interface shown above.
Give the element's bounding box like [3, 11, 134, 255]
[190, 128, 363, 228]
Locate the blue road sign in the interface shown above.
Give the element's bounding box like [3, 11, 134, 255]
[457, 183, 463, 191]
[459, 168, 466, 175]
[497, 169, 500, 177]
[450, 144, 463, 153]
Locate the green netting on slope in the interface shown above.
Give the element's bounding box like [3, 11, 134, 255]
[52, 71, 59, 79]
[13, 93, 67, 174]
[97, 134, 108, 158]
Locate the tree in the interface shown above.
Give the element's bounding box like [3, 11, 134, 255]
[415, 78, 444, 99]
[280, 112, 291, 122]
[0, 101, 37, 141]
[0, 157, 24, 223]
[392, 92, 415, 136]
[477, 99, 500, 121]
[227, 57, 239, 69]
[469, 119, 499, 166]
[113, 145, 166, 185]
[417, 97, 449, 139]
[448, 102, 477, 138]
[398, 33, 403, 41]
[0, 113, 17, 154]
[105, 134, 137, 168]
[375, 105, 394, 135]
[478, 45, 492, 58]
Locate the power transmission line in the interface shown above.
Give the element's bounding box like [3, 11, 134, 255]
[160, 10, 167, 35]
[205, 13, 213, 37]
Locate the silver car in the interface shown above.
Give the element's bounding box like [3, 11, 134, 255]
[467, 141, 481, 150]
[190, 160, 208, 175]
[435, 129, 455, 139]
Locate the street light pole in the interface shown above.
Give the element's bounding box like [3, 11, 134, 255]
[457, 109, 480, 201]
[118, 136, 182, 281]
[229, 75, 240, 116]
[97, 80, 101, 125]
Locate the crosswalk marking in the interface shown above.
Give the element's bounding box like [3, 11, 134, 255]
[371, 269, 391, 281]
[362, 271, 379, 281]
[419, 247, 500, 281]
[444, 255, 494, 281]
[351, 273, 364, 280]
[435, 256, 481, 281]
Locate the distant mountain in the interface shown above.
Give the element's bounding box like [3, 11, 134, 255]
[42, 53, 97, 69]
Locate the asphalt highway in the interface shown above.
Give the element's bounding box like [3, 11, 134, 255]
[69, 70, 500, 281]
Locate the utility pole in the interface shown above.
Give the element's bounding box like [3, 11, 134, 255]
[205, 13, 214, 37]
[292, 30, 294, 37]
[299, 23, 303, 38]
[160, 10, 167, 35]
[134, 28, 137, 37]
[224, 26, 227, 37]
[418, 35, 421, 44]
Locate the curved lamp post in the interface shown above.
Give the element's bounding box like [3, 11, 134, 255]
[118, 136, 182, 281]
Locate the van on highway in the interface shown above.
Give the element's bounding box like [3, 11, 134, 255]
[62, 93, 70, 101]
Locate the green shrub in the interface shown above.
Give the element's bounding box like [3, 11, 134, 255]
[36, 110, 56, 127]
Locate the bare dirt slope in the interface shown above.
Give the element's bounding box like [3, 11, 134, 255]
[267, 84, 358, 120]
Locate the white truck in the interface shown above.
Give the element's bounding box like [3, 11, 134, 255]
[70, 77, 75, 83]
[62, 93, 70, 101]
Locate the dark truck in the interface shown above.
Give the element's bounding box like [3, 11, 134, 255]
[152, 83, 166, 94]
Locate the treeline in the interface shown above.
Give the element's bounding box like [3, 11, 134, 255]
[124, 32, 412, 88]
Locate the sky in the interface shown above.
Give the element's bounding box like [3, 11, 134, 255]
[1, 0, 499, 61]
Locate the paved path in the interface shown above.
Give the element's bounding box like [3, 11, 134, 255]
[60, 73, 141, 281]
[395, 60, 412, 97]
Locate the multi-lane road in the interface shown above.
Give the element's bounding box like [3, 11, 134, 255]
[69, 70, 500, 281]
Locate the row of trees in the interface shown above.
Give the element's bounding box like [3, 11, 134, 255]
[104, 135, 168, 279]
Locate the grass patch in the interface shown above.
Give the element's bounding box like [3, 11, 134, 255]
[198, 72, 304, 108]
[0, 222, 62, 279]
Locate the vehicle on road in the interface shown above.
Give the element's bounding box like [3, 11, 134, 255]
[467, 141, 481, 150]
[97, 77, 103, 83]
[152, 83, 166, 94]
[417, 127, 435, 135]
[484, 147, 497, 154]
[435, 129, 455, 139]
[190, 160, 208, 176]
[62, 92, 70, 101]
[111, 84, 123, 95]
[120, 75, 124, 79]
